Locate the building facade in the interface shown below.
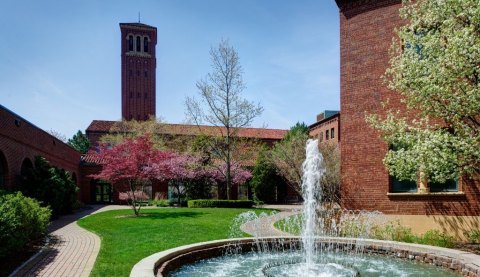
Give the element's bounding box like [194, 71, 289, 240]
[0, 105, 81, 192]
[309, 110, 340, 145]
[336, 0, 480, 219]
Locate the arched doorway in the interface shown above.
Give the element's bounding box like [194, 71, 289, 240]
[90, 179, 112, 204]
[20, 158, 33, 181]
[0, 151, 8, 187]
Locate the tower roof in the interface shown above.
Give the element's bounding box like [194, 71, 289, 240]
[119, 22, 157, 30]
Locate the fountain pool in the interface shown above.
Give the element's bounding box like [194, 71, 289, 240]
[130, 139, 480, 277]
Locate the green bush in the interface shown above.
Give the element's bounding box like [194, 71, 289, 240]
[416, 229, 455, 248]
[187, 199, 254, 208]
[372, 221, 416, 243]
[152, 199, 169, 207]
[465, 229, 480, 244]
[20, 156, 78, 218]
[0, 191, 51, 259]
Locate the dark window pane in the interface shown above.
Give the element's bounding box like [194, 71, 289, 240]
[144, 37, 149, 52]
[390, 176, 417, 192]
[136, 36, 141, 51]
[430, 179, 458, 192]
[128, 35, 133, 51]
[326, 130, 329, 140]
[331, 128, 335, 139]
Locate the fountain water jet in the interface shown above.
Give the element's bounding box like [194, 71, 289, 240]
[301, 139, 324, 273]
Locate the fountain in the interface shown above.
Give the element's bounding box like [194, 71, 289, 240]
[131, 139, 477, 277]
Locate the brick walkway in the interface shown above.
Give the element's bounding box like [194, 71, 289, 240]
[10, 205, 130, 277]
[10, 204, 301, 277]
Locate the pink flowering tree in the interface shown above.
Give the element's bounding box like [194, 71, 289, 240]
[90, 134, 174, 216]
[209, 162, 252, 198]
[160, 153, 210, 205]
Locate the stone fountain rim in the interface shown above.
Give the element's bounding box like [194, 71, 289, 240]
[130, 236, 480, 277]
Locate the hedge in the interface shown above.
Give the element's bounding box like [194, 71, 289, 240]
[187, 199, 254, 208]
[0, 191, 51, 259]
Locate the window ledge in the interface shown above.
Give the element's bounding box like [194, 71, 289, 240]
[387, 192, 465, 196]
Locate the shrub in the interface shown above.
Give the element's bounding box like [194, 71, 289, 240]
[372, 220, 416, 243]
[416, 229, 455, 248]
[152, 199, 169, 207]
[0, 191, 51, 259]
[20, 156, 77, 218]
[465, 229, 480, 244]
[187, 199, 254, 208]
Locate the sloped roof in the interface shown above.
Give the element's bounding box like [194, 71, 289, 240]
[119, 22, 156, 29]
[86, 120, 287, 140]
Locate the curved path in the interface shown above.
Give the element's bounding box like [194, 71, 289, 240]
[9, 205, 131, 277]
[10, 204, 301, 277]
[241, 204, 302, 237]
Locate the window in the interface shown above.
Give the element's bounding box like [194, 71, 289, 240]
[128, 35, 133, 51]
[319, 132, 323, 142]
[136, 36, 141, 52]
[129, 70, 132, 77]
[137, 92, 140, 98]
[331, 128, 335, 139]
[144, 93, 147, 99]
[430, 179, 458, 192]
[137, 70, 140, 77]
[20, 158, 33, 181]
[129, 91, 133, 99]
[390, 175, 417, 193]
[144, 37, 149, 52]
[326, 130, 329, 140]
[144, 70, 148, 78]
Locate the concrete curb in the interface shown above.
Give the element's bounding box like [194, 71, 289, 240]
[130, 236, 480, 277]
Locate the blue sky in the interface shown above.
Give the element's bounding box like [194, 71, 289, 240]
[0, 0, 340, 139]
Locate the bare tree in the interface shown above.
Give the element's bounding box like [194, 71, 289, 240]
[185, 39, 263, 199]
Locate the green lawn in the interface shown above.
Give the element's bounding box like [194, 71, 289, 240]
[77, 208, 269, 277]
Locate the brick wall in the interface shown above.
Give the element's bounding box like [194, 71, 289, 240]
[0, 105, 81, 195]
[120, 23, 157, 121]
[309, 114, 340, 145]
[336, 0, 480, 216]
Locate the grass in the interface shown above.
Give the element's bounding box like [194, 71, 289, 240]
[77, 207, 269, 277]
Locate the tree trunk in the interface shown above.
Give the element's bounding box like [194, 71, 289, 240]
[129, 180, 140, 216]
[226, 128, 231, 200]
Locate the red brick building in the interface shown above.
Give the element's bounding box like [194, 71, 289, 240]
[82, 120, 287, 203]
[309, 110, 340, 145]
[0, 105, 81, 192]
[335, 0, 480, 217]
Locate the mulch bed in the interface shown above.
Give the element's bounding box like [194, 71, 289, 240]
[454, 243, 480, 255]
[0, 238, 47, 277]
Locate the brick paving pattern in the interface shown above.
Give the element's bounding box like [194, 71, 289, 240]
[10, 205, 129, 277]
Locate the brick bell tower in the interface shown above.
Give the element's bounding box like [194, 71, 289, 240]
[120, 23, 157, 121]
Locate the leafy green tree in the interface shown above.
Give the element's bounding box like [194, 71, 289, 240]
[271, 125, 309, 194]
[251, 147, 283, 203]
[284, 122, 308, 141]
[67, 130, 90, 154]
[367, 0, 480, 183]
[20, 157, 78, 218]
